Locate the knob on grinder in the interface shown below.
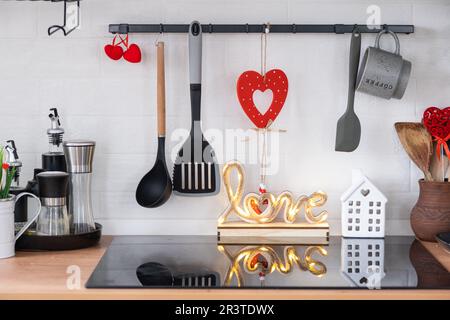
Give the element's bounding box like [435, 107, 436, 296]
[37, 171, 69, 199]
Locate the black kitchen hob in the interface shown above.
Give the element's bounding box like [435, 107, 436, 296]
[86, 236, 450, 289]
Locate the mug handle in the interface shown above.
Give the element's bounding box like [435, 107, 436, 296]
[375, 30, 400, 55]
[14, 192, 42, 241]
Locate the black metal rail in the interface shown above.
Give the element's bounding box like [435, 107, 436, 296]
[109, 23, 414, 35]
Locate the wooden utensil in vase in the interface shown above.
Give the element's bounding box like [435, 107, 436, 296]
[430, 142, 449, 182]
[395, 122, 434, 181]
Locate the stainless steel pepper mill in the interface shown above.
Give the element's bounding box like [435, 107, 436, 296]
[63, 140, 96, 234]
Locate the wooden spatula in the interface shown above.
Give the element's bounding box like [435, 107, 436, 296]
[395, 122, 434, 181]
[430, 142, 449, 182]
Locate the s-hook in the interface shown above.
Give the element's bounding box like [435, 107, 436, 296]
[48, 0, 81, 36]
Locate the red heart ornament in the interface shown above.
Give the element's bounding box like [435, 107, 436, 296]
[423, 106, 450, 140]
[104, 44, 123, 61]
[237, 69, 288, 128]
[123, 44, 142, 63]
[423, 106, 450, 160]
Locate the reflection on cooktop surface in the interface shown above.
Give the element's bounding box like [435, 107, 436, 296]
[86, 236, 450, 289]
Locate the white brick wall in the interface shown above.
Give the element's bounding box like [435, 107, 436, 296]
[1, 0, 449, 235]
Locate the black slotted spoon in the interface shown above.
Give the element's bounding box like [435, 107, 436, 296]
[172, 21, 220, 196]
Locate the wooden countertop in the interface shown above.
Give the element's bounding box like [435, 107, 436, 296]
[0, 236, 449, 300]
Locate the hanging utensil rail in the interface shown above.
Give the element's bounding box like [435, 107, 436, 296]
[108, 23, 414, 35]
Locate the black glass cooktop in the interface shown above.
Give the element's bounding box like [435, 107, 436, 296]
[86, 236, 450, 289]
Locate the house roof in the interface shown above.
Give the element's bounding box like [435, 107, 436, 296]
[340, 174, 388, 203]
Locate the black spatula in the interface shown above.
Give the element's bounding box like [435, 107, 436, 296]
[335, 30, 361, 152]
[172, 21, 220, 196]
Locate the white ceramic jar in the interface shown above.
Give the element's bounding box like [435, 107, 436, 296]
[0, 193, 41, 259]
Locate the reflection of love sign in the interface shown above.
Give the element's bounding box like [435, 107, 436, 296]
[237, 69, 288, 128]
[423, 106, 450, 159]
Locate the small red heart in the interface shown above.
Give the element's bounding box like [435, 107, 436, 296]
[104, 44, 123, 61]
[250, 254, 268, 269]
[423, 106, 450, 140]
[237, 69, 288, 128]
[123, 44, 142, 63]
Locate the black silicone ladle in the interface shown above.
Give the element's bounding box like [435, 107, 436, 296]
[136, 42, 172, 208]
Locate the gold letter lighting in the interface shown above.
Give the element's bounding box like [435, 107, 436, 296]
[218, 161, 329, 225]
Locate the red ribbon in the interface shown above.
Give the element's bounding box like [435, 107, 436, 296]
[435, 133, 450, 160]
[113, 34, 129, 48]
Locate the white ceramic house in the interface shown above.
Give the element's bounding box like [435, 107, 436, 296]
[340, 238, 386, 289]
[341, 170, 387, 238]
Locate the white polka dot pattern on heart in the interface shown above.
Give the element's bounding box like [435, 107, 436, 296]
[236, 69, 289, 128]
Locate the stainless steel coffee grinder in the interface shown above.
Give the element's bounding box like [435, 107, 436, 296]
[36, 171, 70, 236]
[63, 140, 96, 234]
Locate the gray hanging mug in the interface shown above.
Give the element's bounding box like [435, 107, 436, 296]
[356, 30, 411, 100]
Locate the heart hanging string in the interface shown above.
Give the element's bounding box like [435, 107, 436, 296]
[237, 23, 288, 129]
[236, 23, 289, 213]
[261, 23, 269, 82]
[258, 25, 271, 210]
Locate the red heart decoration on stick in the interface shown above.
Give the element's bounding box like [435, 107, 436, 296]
[123, 44, 142, 63]
[104, 44, 123, 61]
[423, 107, 450, 139]
[237, 69, 288, 128]
[423, 106, 450, 159]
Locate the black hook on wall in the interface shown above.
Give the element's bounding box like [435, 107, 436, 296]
[48, 0, 81, 36]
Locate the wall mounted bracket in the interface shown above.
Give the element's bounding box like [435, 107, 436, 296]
[48, 0, 81, 36]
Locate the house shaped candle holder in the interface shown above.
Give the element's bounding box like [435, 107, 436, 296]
[341, 170, 387, 238]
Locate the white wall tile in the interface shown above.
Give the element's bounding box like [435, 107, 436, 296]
[0, 2, 38, 39]
[0, 0, 443, 236]
[413, 2, 450, 39]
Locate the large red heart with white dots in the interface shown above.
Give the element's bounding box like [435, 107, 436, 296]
[237, 69, 288, 128]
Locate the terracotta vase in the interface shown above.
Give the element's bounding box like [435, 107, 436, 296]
[410, 180, 450, 242]
[409, 240, 450, 288]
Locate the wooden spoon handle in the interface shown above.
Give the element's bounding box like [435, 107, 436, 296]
[157, 42, 166, 137]
[425, 170, 434, 182]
